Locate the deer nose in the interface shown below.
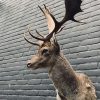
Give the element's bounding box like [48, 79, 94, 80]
[27, 60, 32, 68]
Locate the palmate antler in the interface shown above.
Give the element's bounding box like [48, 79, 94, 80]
[39, 0, 82, 38]
[24, 0, 82, 45]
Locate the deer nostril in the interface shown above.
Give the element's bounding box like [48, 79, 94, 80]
[27, 63, 32, 68]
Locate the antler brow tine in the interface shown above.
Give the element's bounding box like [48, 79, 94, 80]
[35, 29, 44, 38]
[24, 32, 40, 46]
[27, 27, 45, 41]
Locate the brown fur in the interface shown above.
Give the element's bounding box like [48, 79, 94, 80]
[27, 41, 97, 100]
[49, 54, 97, 100]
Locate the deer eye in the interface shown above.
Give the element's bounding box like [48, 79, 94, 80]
[42, 49, 49, 56]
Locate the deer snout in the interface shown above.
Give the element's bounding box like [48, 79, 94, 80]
[27, 60, 32, 68]
[27, 56, 41, 69]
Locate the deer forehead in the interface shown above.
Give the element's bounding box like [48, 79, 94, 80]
[39, 41, 53, 48]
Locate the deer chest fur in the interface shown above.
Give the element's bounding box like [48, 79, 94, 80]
[49, 64, 79, 99]
[48, 61, 96, 100]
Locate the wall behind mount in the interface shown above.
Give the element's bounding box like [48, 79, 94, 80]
[0, 0, 100, 100]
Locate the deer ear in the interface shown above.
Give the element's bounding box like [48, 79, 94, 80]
[52, 33, 60, 54]
[53, 38, 60, 54]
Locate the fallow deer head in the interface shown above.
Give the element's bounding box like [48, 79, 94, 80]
[24, 27, 60, 69]
[24, 0, 82, 69]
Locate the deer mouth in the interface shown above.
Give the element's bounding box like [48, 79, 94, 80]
[27, 63, 32, 68]
[27, 62, 41, 69]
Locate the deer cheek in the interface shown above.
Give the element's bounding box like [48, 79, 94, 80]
[38, 57, 50, 66]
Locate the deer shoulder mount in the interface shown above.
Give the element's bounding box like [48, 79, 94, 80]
[24, 0, 97, 100]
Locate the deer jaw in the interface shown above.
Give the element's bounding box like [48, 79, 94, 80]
[27, 41, 60, 69]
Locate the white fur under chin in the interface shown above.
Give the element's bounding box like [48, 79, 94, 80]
[56, 90, 61, 100]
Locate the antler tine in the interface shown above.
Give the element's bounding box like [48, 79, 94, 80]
[24, 32, 40, 46]
[35, 29, 44, 38]
[56, 26, 65, 34]
[43, 4, 49, 12]
[27, 27, 45, 41]
[43, 4, 46, 9]
[38, 5, 45, 15]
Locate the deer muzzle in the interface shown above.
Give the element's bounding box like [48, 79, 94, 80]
[27, 60, 32, 68]
[27, 55, 41, 69]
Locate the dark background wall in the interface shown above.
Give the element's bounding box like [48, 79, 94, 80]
[0, 0, 100, 100]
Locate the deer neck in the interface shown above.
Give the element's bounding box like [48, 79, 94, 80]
[48, 53, 79, 97]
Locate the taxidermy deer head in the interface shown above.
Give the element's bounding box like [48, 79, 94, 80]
[25, 27, 60, 69]
[24, 0, 82, 69]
